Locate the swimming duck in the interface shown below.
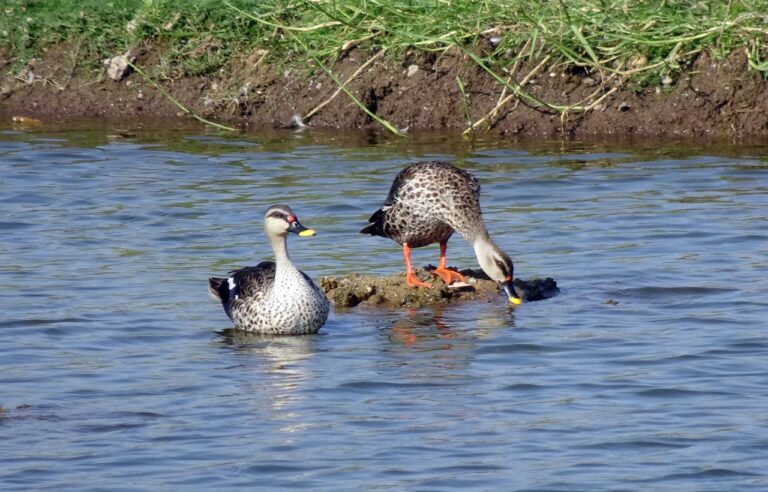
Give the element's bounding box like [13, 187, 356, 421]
[360, 161, 521, 305]
[208, 205, 330, 334]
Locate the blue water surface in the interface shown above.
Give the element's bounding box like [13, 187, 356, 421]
[1, 126, 767, 491]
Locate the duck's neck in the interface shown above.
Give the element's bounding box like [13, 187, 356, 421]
[269, 234, 294, 271]
[472, 230, 494, 257]
[467, 220, 491, 245]
[471, 230, 503, 280]
[453, 210, 490, 244]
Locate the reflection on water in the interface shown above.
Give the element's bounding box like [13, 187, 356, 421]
[385, 305, 514, 348]
[1, 123, 768, 490]
[219, 329, 319, 368]
[218, 330, 318, 433]
[387, 307, 458, 347]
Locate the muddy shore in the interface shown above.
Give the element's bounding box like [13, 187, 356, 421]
[2, 44, 768, 139]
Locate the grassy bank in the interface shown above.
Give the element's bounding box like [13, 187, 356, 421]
[3, 0, 768, 83]
[3, 1, 768, 136]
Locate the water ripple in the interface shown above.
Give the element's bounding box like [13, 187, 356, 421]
[1, 129, 768, 490]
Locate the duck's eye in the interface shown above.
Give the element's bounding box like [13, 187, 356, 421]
[495, 259, 510, 277]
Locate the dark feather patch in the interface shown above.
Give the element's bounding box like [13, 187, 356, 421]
[229, 262, 276, 299]
[209, 262, 277, 321]
[360, 209, 385, 236]
[208, 277, 227, 302]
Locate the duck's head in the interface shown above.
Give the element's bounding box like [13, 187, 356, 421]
[264, 205, 316, 238]
[474, 240, 522, 306]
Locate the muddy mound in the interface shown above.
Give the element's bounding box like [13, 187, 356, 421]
[320, 266, 559, 308]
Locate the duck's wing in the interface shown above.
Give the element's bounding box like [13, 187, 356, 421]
[360, 165, 418, 236]
[382, 164, 419, 208]
[208, 261, 276, 308]
[229, 262, 276, 300]
[384, 161, 480, 206]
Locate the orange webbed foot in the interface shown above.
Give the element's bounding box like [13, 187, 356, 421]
[432, 268, 466, 285]
[406, 271, 432, 288]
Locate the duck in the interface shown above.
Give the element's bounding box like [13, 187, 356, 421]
[360, 160, 521, 305]
[208, 204, 330, 335]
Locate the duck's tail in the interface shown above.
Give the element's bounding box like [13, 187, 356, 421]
[360, 209, 385, 236]
[208, 277, 228, 302]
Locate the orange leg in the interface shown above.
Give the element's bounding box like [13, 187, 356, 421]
[432, 241, 466, 285]
[403, 243, 431, 288]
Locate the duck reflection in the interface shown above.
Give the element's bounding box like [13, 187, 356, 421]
[218, 329, 318, 366]
[216, 329, 318, 431]
[385, 303, 516, 347]
[378, 304, 519, 385]
[388, 306, 455, 347]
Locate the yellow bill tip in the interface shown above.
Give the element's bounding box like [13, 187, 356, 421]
[298, 229, 316, 237]
[509, 296, 523, 306]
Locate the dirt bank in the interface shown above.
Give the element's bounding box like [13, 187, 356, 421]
[320, 267, 559, 309]
[2, 43, 767, 138]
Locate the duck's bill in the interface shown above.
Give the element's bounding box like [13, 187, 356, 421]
[502, 280, 523, 306]
[287, 219, 316, 236]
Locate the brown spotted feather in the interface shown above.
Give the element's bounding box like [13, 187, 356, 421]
[362, 161, 485, 246]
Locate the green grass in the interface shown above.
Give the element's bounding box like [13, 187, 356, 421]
[1, 1, 138, 71]
[2, 1, 767, 93]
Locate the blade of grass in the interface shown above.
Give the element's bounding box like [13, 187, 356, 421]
[311, 55, 405, 136]
[462, 48, 579, 112]
[455, 76, 474, 137]
[223, 1, 342, 32]
[558, 0, 601, 67]
[127, 61, 237, 132]
[304, 48, 386, 121]
[463, 54, 549, 135]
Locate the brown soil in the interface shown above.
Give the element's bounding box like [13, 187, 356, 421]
[320, 266, 559, 309]
[2, 43, 768, 138]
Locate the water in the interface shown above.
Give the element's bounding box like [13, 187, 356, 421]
[1, 125, 767, 490]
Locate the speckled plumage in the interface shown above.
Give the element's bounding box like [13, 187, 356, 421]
[208, 205, 330, 335]
[361, 161, 520, 302]
[361, 161, 485, 246]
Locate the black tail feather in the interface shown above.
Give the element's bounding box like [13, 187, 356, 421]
[360, 209, 385, 237]
[208, 277, 229, 303]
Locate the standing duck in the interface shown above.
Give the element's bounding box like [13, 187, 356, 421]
[208, 205, 330, 334]
[361, 161, 521, 305]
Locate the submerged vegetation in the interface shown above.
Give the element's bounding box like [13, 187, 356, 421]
[3, 0, 768, 80]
